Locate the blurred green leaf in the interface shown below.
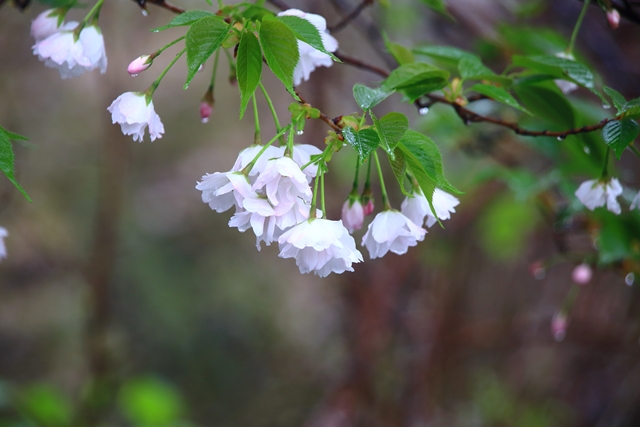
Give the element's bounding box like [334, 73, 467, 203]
[118, 377, 184, 427]
[598, 212, 633, 264]
[382, 63, 449, 102]
[17, 384, 72, 427]
[415, 0, 453, 19]
[0, 126, 31, 202]
[383, 34, 415, 65]
[604, 86, 626, 112]
[513, 82, 575, 127]
[413, 45, 476, 63]
[458, 56, 495, 80]
[602, 119, 639, 159]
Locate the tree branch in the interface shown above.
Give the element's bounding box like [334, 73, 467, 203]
[132, 0, 185, 14]
[295, 91, 342, 133]
[329, 0, 375, 32]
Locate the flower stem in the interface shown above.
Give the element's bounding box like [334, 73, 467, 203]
[351, 157, 360, 193]
[151, 36, 186, 60]
[211, 48, 220, 88]
[252, 95, 261, 145]
[568, 0, 590, 55]
[310, 169, 322, 220]
[145, 48, 186, 103]
[600, 147, 610, 179]
[74, 0, 104, 38]
[243, 125, 292, 175]
[321, 171, 326, 215]
[373, 151, 391, 210]
[217, 0, 224, 9]
[259, 82, 285, 145]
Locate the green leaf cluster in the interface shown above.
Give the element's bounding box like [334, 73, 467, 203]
[0, 126, 30, 202]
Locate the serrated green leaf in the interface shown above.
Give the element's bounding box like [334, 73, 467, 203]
[371, 111, 408, 157]
[470, 83, 531, 114]
[237, 31, 262, 119]
[352, 84, 393, 110]
[512, 55, 595, 90]
[259, 17, 299, 98]
[604, 86, 626, 113]
[152, 10, 214, 31]
[0, 126, 31, 202]
[620, 98, 640, 119]
[513, 82, 575, 127]
[185, 16, 230, 88]
[277, 15, 338, 61]
[343, 127, 380, 162]
[412, 45, 476, 63]
[388, 148, 411, 196]
[458, 56, 495, 80]
[602, 119, 639, 159]
[241, 5, 274, 20]
[382, 63, 449, 102]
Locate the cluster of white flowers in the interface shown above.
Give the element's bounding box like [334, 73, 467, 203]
[574, 177, 640, 215]
[31, 9, 107, 79]
[197, 148, 460, 277]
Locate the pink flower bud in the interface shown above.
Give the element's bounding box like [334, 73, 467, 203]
[362, 198, 374, 216]
[127, 55, 152, 76]
[607, 9, 620, 30]
[31, 9, 61, 42]
[551, 311, 568, 342]
[571, 263, 592, 285]
[341, 197, 364, 233]
[200, 101, 213, 123]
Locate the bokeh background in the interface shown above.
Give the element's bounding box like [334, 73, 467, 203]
[1, 0, 640, 426]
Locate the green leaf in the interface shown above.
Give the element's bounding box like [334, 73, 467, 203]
[398, 130, 460, 194]
[119, 377, 183, 426]
[241, 4, 274, 20]
[185, 16, 230, 88]
[352, 84, 393, 110]
[511, 54, 595, 90]
[604, 86, 626, 112]
[381, 63, 449, 102]
[152, 10, 214, 31]
[236, 31, 262, 119]
[470, 83, 531, 114]
[597, 212, 632, 264]
[383, 34, 414, 65]
[259, 17, 299, 98]
[513, 82, 575, 127]
[0, 126, 30, 202]
[388, 148, 411, 196]
[412, 45, 476, 63]
[602, 119, 639, 159]
[371, 111, 408, 157]
[458, 55, 495, 80]
[18, 384, 72, 426]
[620, 98, 640, 119]
[342, 127, 380, 162]
[277, 15, 338, 60]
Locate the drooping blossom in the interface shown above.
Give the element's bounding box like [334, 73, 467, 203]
[362, 210, 426, 259]
[33, 22, 107, 79]
[277, 9, 338, 86]
[607, 9, 621, 30]
[196, 171, 248, 213]
[252, 156, 313, 216]
[291, 144, 323, 182]
[278, 218, 363, 277]
[127, 55, 152, 76]
[571, 264, 592, 285]
[401, 188, 460, 228]
[31, 9, 62, 42]
[0, 227, 7, 261]
[108, 92, 164, 142]
[574, 178, 623, 214]
[341, 196, 364, 233]
[630, 191, 640, 211]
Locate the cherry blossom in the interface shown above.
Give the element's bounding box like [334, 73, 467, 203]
[574, 178, 623, 214]
[31, 9, 62, 42]
[127, 55, 152, 76]
[278, 219, 363, 277]
[108, 92, 164, 142]
[277, 9, 338, 86]
[401, 188, 460, 228]
[341, 197, 364, 233]
[362, 210, 426, 259]
[33, 23, 107, 79]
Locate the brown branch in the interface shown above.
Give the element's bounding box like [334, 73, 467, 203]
[295, 91, 342, 133]
[132, 0, 185, 14]
[329, 0, 375, 32]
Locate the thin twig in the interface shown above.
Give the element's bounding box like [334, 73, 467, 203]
[295, 91, 342, 133]
[132, 0, 185, 14]
[329, 0, 375, 32]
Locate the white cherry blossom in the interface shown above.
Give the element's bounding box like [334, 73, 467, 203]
[341, 197, 364, 233]
[252, 156, 313, 216]
[278, 219, 363, 277]
[108, 92, 164, 142]
[31, 9, 62, 42]
[33, 23, 107, 79]
[401, 188, 460, 228]
[362, 210, 426, 259]
[277, 9, 338, 86]
[0, 227, 7, 261]
[574, 178, 623, 214]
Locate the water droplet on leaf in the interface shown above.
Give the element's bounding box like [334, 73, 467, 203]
[419, 107, 429, 116]
[583, 147, 591, 154]
[296, 130, 304, 135]
[198, 64, 204, 72]
[625, 272, 635, 286]
[603, 103, 611, 110]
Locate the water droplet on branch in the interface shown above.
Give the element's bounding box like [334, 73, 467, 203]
[419, 107, 429, 116]
[557, 135, 566, 141]
[141, 9, 149, 16]
[626, 272, 635, 286]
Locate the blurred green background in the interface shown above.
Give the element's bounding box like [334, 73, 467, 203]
[1, 0, 640, 426]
